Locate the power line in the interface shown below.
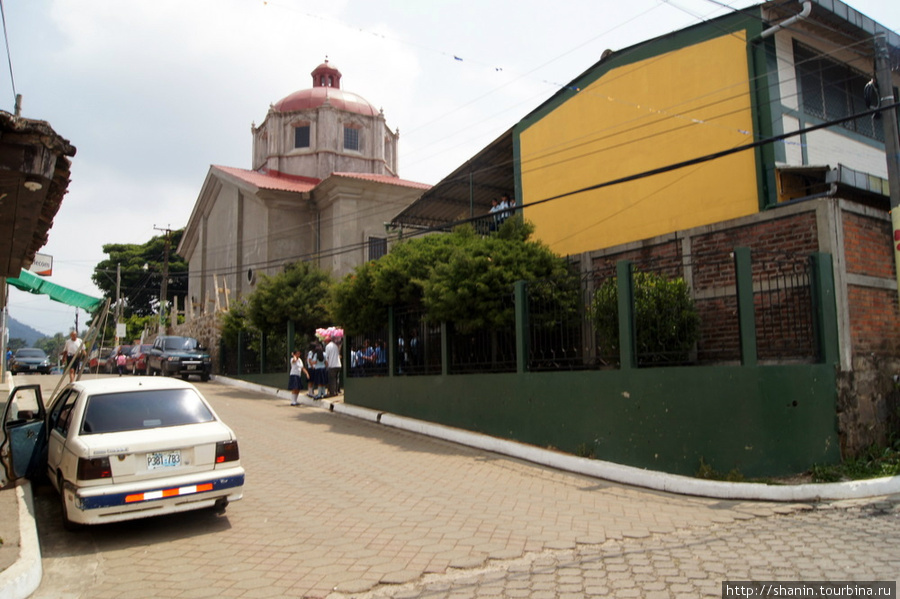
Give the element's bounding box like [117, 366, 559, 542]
[177, 101, 900, 282]
[0, 0, 17, 110]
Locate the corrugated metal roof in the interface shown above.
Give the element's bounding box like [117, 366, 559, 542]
[391, 129, 516, 229]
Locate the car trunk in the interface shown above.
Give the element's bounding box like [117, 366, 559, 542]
[75, 422, 233, 483]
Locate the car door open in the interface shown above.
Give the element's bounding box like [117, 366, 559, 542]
[1, 385, 48, 485]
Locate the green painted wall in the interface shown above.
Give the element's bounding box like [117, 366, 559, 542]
[345, 364, 840, 478]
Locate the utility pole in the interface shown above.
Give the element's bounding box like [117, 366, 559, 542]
[154, 225, 172, 335]
[875, 34, 900, 309]
[115, 263, 121, 343]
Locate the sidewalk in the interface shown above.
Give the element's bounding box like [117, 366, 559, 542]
[1, 374, 899, 599]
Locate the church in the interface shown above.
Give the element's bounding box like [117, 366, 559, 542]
[178, 60, 429, 312]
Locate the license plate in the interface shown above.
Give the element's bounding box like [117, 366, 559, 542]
[30, 365, 37, 370]
[147, 450, 181, 470]
[187, 364, 197, 370]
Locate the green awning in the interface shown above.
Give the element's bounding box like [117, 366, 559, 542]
[7, 269, 103, 312]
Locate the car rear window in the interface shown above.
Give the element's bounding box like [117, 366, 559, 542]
[80, 389, 216, 434]
[163, 337, 199, 351]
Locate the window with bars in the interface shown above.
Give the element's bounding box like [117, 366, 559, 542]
[294, 125, 310, 149]
[344, 126, 360, 151]
[793, 41, 884, 142]
[368, 236, 387, 261]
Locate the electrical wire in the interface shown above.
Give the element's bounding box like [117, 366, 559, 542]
[0, 0, 16, 109]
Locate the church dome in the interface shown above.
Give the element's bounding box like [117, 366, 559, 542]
[271, 60, 380, 117]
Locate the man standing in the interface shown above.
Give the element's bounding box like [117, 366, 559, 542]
[324, 336, 342, 398]
[62, 330, 84, 382]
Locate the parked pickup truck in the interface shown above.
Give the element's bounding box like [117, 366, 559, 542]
[146, 335, 211, 382]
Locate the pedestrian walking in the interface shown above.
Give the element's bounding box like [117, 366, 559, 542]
[61, 330, 85, 382]
[307, 342, 328, 399]
[288, 349, 307, 406]
[116, 350, 128, 376]
[324, 335, 342, 397]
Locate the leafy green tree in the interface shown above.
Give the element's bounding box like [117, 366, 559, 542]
[221, 299, 251, 347]
[34, 333, 67, 363]
[332, 218, 572, 334]
[7, 337, 27, 350]
[92, 229, 188, 319]
[591, 270, 700, 365]
[247, 261, 332, 337]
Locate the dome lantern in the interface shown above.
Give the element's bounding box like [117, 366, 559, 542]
[312, 59, 341, 89]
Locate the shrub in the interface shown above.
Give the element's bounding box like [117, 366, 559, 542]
[591, 270, 700, 365]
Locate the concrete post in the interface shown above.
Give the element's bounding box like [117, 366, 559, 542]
[874, 34, 900, 308]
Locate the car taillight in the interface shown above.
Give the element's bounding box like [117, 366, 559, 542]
[77, 457, 112, 480]
[216, 440, 240, 463]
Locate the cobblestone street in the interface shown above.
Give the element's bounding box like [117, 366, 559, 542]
[17, 380, 900, 598]
[356, 498, 899, 598]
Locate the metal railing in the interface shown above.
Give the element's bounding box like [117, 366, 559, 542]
[220, 248, 823, 376]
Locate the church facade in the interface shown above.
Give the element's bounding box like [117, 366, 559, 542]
[178, 61, 429, 313]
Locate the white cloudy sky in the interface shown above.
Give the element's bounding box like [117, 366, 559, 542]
[3, 0, 899, 337]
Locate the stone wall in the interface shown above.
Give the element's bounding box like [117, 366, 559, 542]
[837, 355, 900, 458]
[170, 311, 224, 373]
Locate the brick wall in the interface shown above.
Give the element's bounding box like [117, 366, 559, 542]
[583, 198, 900, 457]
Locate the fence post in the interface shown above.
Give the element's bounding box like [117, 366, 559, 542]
[388, 306, 396, 377]
[441, 322, 449, 376]
[616, 260, 636, 370]
[260, 332, 267, 374]
[515, 280, 529, 374]
[237, 330, 244, 375]
[734, 247, 757, 366]
[809, 252, 839, 365]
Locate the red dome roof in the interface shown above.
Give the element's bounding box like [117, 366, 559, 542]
[272, 86, 379, 117]
[272, 60, 379, 117]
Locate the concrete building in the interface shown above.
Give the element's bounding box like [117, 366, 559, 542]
[179, 60, 429, 314]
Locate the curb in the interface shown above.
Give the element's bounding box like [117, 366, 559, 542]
[217, 375, 900, 503]
[0, 481, 42, 599]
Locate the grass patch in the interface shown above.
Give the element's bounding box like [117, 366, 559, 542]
[811, 441, 900, 483]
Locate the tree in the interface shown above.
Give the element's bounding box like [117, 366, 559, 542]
[92, 229, 188, 319]
[34, 333, 67, 363]
[7, 337, 27, 351]
[247, 261, 333, 337]
[332, 218, 573, 333]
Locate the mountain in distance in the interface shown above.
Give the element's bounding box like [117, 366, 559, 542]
[6, 316, 51, 346]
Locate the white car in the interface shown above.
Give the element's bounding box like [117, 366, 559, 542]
[1, 377, 244, 529]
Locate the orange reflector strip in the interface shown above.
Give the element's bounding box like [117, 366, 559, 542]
[124, 482, 216, 503]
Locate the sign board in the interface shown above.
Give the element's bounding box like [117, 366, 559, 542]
[29, 253, 53, 276]
[116, 323, 127, 339]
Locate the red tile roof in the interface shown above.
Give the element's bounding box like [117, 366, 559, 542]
[212, 166, 430, 194]
[214, 166, 320, 193]
[331, 172, 431, 190]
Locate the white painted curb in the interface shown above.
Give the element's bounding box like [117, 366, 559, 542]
[216, 376, 900, 502]
[0, 481, 42, 599]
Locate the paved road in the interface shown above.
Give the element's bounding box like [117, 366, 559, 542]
[23, 379, 900, 598]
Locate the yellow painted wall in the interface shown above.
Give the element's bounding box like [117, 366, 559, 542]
[520, 32, 758, 256]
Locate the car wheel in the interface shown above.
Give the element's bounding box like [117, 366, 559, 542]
[146, 363, 153, 376]
[212, 497, 228, 514]
[58, 475, 82, 532]
[181, 374, 190, 381]
[201, 372, 210, 382]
